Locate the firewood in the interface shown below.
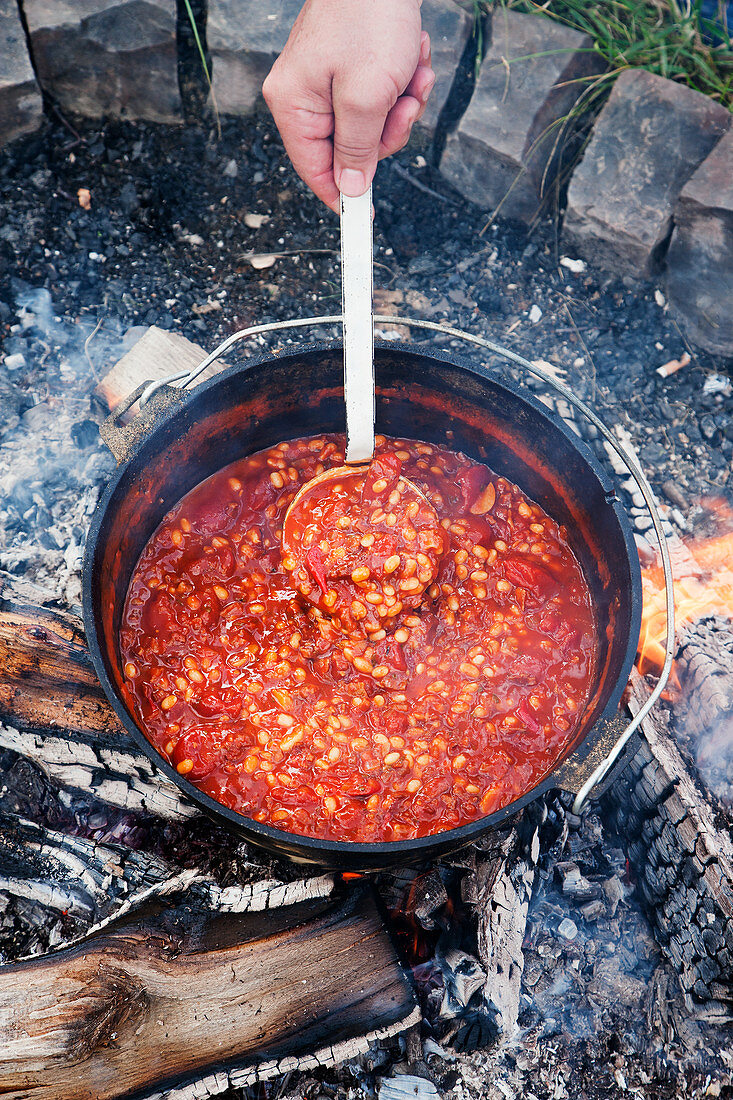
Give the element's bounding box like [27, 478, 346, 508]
[473, 814, 540, 1038]
[93, 325, 223, 415]
[0, 720, 197, 823]
[0, 600, 200, 821]
[0, 813, 335, 955]
[605, 669, 733, 1015]
[0, 885, 418, 1100]
[676, 615, 733, 809]
[0, 600, 121, 738]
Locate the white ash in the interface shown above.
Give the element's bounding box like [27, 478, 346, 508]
[0, 286, 118, 609]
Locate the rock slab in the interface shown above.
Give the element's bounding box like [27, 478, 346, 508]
[210, 0, 473, 145]
[415, 0, 475, 142]
[563, 69, 730, 276]
[208, 0, 304, 117]
[0, 0, 44, 146]
[440, 10, 603, 223]
[23, 0, 180, 123]
[666, 124, 733, 356]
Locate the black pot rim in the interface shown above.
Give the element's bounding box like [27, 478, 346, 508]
[83, 337, 642, 866]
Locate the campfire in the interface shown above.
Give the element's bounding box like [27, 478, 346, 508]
[2, 115, 733, 1100]
[637, 504, 733, 686]
[1, 321, 731, 1100]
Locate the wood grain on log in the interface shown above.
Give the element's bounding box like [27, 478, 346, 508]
[0, 600, 121, 737]
[0, 886, 418, 1100]
[605, 670, 733, 1013]
[93, 326, 223, 416]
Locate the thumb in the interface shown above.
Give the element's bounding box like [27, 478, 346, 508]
[332, 81, 392, 197]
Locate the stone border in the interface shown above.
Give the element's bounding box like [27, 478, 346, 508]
[1, 0, 731, 355]
[0, 0, 43, 145]
[436, 8, 732, 357]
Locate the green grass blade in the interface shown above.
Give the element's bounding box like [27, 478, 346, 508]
[182, 0, 221, 138]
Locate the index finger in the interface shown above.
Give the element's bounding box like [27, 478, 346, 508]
[280, 112, 341, 212]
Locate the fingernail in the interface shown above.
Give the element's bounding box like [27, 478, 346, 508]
[421, 74, 436, 103]
[337, 168, 368, 197]
[420, 34, 430, 62]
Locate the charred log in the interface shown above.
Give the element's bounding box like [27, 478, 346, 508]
[0, 812, 335, 959]
[377, 812, 542, 1053]
[472, 812, 541, 1039]
[676, 615, 733, 810]
[0, 721, 198, 823]
[0, 600, 201, 820]
[605, 670, 733, 1016]
[0, 885, 418, 1100]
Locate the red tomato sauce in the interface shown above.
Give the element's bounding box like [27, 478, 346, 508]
[120, 434, 598, 843]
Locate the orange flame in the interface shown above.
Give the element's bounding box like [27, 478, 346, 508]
[637, 522, 733, 686]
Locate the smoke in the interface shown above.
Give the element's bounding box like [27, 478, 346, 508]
[14, 284, 55, 337]
[0, 279, 126, 609]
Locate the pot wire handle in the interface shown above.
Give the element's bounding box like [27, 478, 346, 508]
[133, 313, 673, 810]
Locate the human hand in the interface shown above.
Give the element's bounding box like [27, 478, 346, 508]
[263, 0, 434, 212]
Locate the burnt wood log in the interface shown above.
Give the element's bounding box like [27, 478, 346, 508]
[605, 669, 733, 1017]
[473, 815, 541, 1038]
[0, 720, 198, 822]
[378, 811, 542, 1049]
[0, 813, 188, 931]
[0, 813, 335, 958]
[0, 885, 418, 1100]
[0, 600, 201, 821]
[676, 615, 733, 809]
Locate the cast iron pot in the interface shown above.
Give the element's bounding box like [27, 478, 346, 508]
[83, 340, 642, 871]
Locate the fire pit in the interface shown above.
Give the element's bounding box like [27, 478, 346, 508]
[1, 111, 732, 1100]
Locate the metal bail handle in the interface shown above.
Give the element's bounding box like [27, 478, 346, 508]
[130, 312, 674, 811]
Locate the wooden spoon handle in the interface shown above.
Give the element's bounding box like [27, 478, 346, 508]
[340, 188, 375, 465]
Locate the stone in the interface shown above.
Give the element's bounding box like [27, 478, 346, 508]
[415, 0, 474, 142]
[0, 0, 44, 147]
[23, 0, 180, 123]
[3, 353, 27, 372]
[666, 125, 733, 356]
[563, 69, 730, 277]
[209, 0, 472, 142]
[557, 917, 578, 941]
[439, 10, 603, 223]
[208, 0, 303, 116]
